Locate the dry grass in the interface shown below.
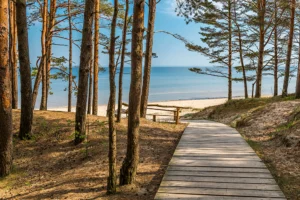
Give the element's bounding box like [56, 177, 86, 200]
[187, 96, 300, 200]
[0, 110, 186, 200]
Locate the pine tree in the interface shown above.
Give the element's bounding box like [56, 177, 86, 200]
[0, 0, 13, 177]
[93, 0, 100, 115]
[180, 0, 234, 100]
[140, 0, 157, 117]
[107, 0, 118, 193]
[282, 0, 296, 97]
[75, 0, 95, 145]
[16, 0, 33, 139]
[120, 0, 144, 185]
[9, 1, 18, 109]
[117, 0, 130, 123]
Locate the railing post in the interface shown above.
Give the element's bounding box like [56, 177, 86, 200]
[176, 108, 180, 124]
[153, 115, 156, 122]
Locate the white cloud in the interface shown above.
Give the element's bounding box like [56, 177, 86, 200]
[157, 0, 178, 17]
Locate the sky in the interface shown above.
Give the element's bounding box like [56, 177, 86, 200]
[27, 0, 210, 67]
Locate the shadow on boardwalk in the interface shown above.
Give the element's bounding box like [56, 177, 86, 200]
[155, 120, 286, 200]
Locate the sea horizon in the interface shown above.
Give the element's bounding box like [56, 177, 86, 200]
[20, 66, 297, 108]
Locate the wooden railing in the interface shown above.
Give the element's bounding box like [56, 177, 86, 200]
[121, 102, 193, 124]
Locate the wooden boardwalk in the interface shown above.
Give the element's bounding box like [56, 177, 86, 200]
[155, 120, 286, 200]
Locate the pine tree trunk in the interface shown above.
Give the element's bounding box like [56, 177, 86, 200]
[40, 0, 48, 110]
[16, 0, 33, 139]
[68, 0, 73, 112]
[120, 0, 144, 186]
[117, 0, 129, 123]
[92, 0, 100, 115]
[282, 0, 295, 97]
[228, 0, 232, 101]
[0, 0, 13, 177]
[233, 1, 248, 99]
[44, 0, 56, 110]
[75, 0, 95, 145]
[295, 28, 300, 98]
[88, 59, 93, 115]
[140, 0, 156, 117]
[107, 0, 118, 194]
[255, 0, 266, 98]
[32, 60, 43, 109]
[9, 2, 18, 109]
[273, 0, 278, 97]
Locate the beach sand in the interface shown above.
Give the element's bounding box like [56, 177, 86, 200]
[48, 98, 229, 122]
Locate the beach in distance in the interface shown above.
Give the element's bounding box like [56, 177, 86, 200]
[42, 66, 295, 115]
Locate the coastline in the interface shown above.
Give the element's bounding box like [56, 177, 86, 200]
[47, 97, 234, 120]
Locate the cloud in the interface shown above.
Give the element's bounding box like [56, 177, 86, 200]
[157, 0, 178, 17]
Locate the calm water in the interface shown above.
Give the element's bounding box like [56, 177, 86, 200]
[28, 67, 296, 108]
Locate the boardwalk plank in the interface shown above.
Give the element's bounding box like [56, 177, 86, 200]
[159, 181, 281, 190]
[156, 193, 286, 200]
[167, 166, 270, 173]
[166, 171, 273, 178]
[157, 187, 285, 198]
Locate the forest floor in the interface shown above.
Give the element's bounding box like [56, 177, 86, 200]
[0, 110, 186, 199]
[185, 95, 300, 200]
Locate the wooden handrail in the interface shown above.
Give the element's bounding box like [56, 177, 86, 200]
[121, 102, 186, 124]
[122, 102, 192, 110]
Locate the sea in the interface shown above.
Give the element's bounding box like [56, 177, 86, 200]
[27, 66, 297, 108]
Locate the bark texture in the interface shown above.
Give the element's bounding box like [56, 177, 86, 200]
[140, 0, 156, 117]
[9, 1, 18, 109]
[0, 0, 13, 177]
[233, 0, 248, 99]
[282, 0, 295, 97]
[120, 0, 144, 185]
[92, 0, 100, 115]
[75, 0, 95, 145]
[88, 58, 93, 114]
[39, 0, 48, 110]
[255, 0, 266, 98]
[68, 0, 72, 112]
[107, 0, 118, 194]
[295, 26, 300, 98]
[16, 0, 33, 139]
[45, 0, 57, 109]
[117, 0, 129, 123]
[273, 0, 278, 96]
[228, 0, 232, 100]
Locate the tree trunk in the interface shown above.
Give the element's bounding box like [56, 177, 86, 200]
[233, 1, 248, 99]
[9, 1, 18, 109]
[0, 0, 13, 177]
[16, 0, 33, 139]
[273, 0, 278, 97]
[228, 0, 232, 100]
[92, 0, 100, 115]
[119, 0, 144, 185]
[88, 58, 93, 114]
[45, 0, 57, 110]
[282, 0, 295, 97]
[40, 0, 48, 110]
[107, 0, 118, 194]
[255, 0, 266, 98]
[68, 0, 73, 112]
[117, 0, 129, 123]
[75, 0, 95, 145]
[140, 0, 156, 117]
[32, 60, 43, 109]
[295, 26, 300, 98]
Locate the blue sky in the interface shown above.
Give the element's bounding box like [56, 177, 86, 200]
[27, 0, 210, 67]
